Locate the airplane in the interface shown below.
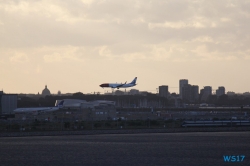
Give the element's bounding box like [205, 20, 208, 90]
[13, 100, 64, 114]
[99, 77, 137, 89]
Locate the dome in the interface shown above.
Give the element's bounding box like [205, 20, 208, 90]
[42, 85, 51, 96]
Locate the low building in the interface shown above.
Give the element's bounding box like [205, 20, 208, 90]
[129, 89, 139, 95]
[243, 92, 250, 96]
[14, 99, 116, 121]
[227, 91, 236, 96]
[115, 90, 124, 95]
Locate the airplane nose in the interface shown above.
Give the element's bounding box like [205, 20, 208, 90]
[100, 84, 109, 87]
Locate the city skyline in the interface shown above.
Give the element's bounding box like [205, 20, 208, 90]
[1, 1, 250, 94]
[2, 81, 249, 95]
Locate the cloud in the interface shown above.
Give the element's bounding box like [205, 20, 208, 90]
[98, 46, 118, 60]
[0, 0, 250, 63]
[220, 17, 231, 22]
[43, 53, 63, 63]
[0, 1, 86, 24]
[43, 53, 85, 63]
[42, 45, 94, 63]
[122, 53, 147, 62]
[81, 0, 95, 5]
[1, 0, 250, 94]
[191, 36, 214, 43]
[36, 65, 42, 73]
[1, 0, 250, 54]
[148, 19, 209, 29]
[9, 53, 29, 63]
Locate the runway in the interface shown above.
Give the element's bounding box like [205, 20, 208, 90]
[0, 132, 249, 166]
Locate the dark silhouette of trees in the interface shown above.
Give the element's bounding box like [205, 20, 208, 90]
[17, 93, 168, 108]
[72, 92, 84, 97]
[216, 94, 228, 106]
[206, 95, 217, 104]
[17, 97, 39, 107]
[17, 93, 250, 108]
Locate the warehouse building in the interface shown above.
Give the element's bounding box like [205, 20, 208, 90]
[0, 91, 17, 115]
[14, 99, 116, 121]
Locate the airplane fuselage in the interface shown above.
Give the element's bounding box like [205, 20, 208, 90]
[14, 107, 59, 114]
[100, 83, 136, 89]
[99, 77, 137, 89]
[13, 100, 64, 114]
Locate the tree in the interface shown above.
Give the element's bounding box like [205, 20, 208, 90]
[73, 92, 84, 97]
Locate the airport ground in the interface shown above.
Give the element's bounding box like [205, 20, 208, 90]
[0, 132, 249, 166]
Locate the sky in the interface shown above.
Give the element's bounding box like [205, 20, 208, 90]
[0, 0, 250, 94]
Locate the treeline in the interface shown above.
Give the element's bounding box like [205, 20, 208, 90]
[17, 93, 250, 108]
[206, 94, 250, 106]
[17, 92, 168, 108]
[174, 94, 250, 106]
[164, 94, 250, 107]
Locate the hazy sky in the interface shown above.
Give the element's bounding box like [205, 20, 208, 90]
[1, 0, 250, 94]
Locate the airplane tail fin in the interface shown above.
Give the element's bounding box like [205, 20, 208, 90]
[130, 77, 137, 85]
[56, 100, 64, 108]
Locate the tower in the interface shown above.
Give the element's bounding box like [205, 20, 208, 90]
[179, 79, 188, 99]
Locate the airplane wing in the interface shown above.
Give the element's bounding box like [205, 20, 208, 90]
[37, 107, 59, 114]
[41, 107, 59, 112]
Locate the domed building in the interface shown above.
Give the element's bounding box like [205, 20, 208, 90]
[42, 85, 51, 96]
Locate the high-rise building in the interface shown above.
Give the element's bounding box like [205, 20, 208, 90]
[204, 86, 212, 95]
[179, 79, 188, 99]
[200, 86, 212, 101]
[200, 89, 204, 97]
[191, 85, 199, 101]
[182, 84, 191, 102]
[216, 87, 225, 97]
[159, 85, 168, 98]
[182, 84, 199, 102]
